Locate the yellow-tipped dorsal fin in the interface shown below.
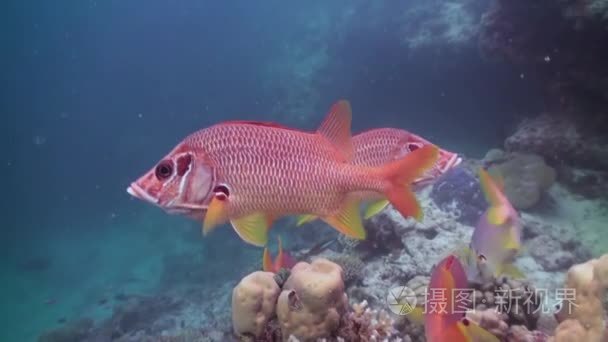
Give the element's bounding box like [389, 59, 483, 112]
[479, 168, 503, 207]
[316, 100, 353, 161]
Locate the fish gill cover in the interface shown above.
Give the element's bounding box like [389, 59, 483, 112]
[2, 0, 607, 341]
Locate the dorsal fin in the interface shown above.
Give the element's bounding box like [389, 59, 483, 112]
[478, 168, 503, 207]
[221, 120, 299, 131]
[316, 100, 354, 161]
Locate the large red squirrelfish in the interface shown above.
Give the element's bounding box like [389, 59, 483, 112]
[297, 128, 461, 224]
[126, 100, 439, 247]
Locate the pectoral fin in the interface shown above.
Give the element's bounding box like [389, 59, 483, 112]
[364, 199, 389, 219]
[460, 319, 500, 342]
[321, 201, 366, 240]
[501, 227, 520, 250]
[498, 263, 526, 279]
[202, 196, 229, 235]
[230, 213, 269, 247]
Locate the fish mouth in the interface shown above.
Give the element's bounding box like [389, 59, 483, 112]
[441, 154, 462, 173]
[127, 183, 159, 204]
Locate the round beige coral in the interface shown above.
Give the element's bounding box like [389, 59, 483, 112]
[231, 271, 281, 338]
[276, 258, 348, 341]
[552, 253, 608, 342]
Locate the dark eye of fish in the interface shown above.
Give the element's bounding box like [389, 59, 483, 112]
[155, 160, 174, 180]
[213, 184, 230, 201]
[408, 143, 420, 152]
[461, 318, 470, 326]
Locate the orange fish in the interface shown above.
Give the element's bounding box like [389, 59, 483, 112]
[262, 236, 296, 273]
[127, 100, 439, 247]
[408, 255, 499, 342]
[297, 128, 461, 224]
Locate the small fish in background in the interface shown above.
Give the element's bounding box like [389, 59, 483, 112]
[297, 128, 461, 225]
[407, 255, 500, 342]
[262, 236, 296, 273]
[127, 100, 439, 247]
[460, 168, 525, 283]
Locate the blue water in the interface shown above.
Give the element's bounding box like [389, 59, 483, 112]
[3, 1, 552, 341]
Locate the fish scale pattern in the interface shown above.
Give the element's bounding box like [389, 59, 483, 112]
[184, 123, 385, 218]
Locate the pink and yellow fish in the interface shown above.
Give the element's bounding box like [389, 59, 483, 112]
[262, 236, 296, 273]
[461, 168, 524, 281]
[127, 100, 439, 247]
[409, 255, 500, 342]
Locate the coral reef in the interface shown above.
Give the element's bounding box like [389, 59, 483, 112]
[232, 271, 281, 338]
[276, 258, 349, 340]
[486, 152, 556, 210]
[504, 114, 608, 173]
[551, 254, 608, 341]
[429, 167, 486, 225]
[230, 258, 402, 341]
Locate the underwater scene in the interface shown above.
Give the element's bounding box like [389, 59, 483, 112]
[4, 0, 608, 341]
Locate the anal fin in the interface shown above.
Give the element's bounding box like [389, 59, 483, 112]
[321, 201, 366, 240]
[364, 199, 389, 219]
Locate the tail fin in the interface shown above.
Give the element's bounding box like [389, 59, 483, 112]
[381, 145, 439, 221]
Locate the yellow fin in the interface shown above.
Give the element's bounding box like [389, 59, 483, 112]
[202, 196, 229, 235]
[487, 205, 509, 226]
[405, 306, 425, 326]
[364, 199, 389, 219]
[230, 213, 269, 247]
[321, 201, 366, 240]
[460, 320, 500, 342]
[499, 264, 526, 279]
[502, 227, 520, 250]
[479, 168, 503, 207]
[316, 100, 353, 161]
[296, 214, 318, 226]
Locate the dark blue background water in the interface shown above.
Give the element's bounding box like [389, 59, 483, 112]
[3, 1, 544, 340]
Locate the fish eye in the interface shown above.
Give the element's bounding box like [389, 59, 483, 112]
[408, 143, 421, 152]
[213, 184, 230, 201]
[155, 160, 174, 180]
[461, 318, 470, 326]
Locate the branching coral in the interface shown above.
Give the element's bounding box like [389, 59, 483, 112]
[337, 300, 401, 342]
